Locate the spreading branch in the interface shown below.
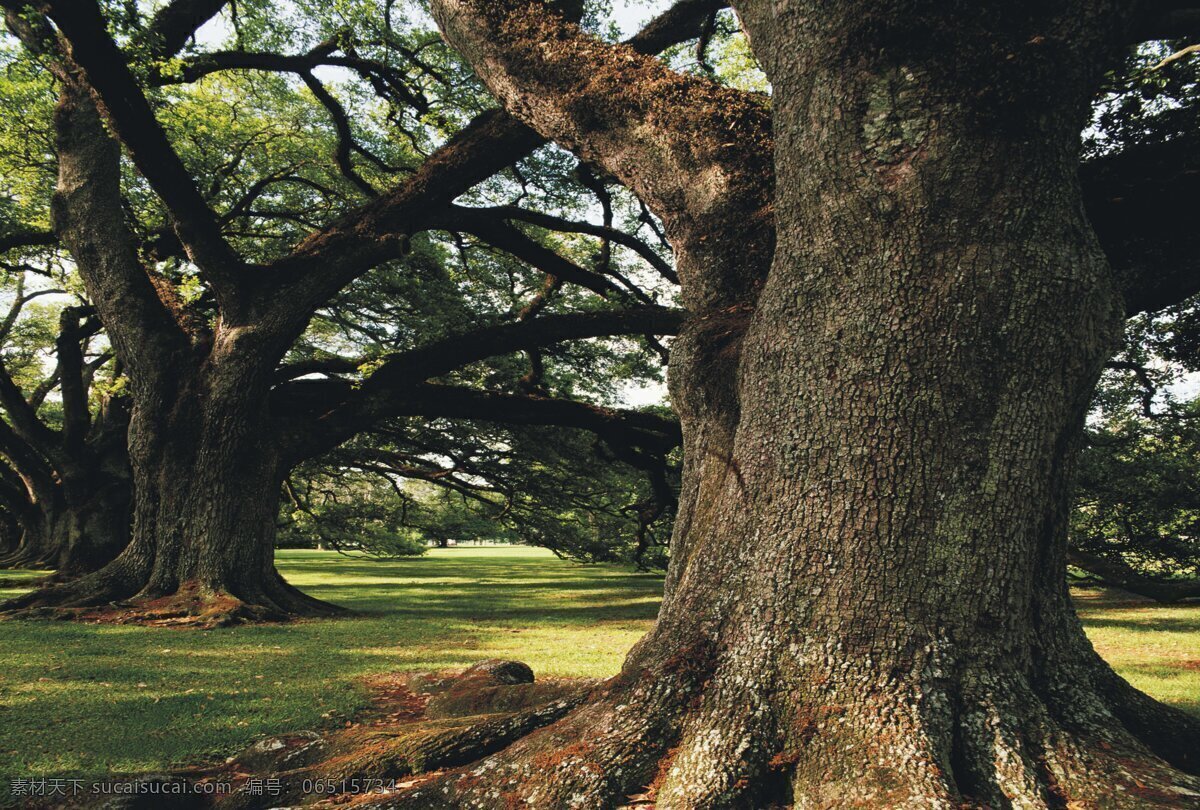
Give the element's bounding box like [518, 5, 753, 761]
[268, 0, 725, 315]
[50, 76, 193, 384]
[441, 205, 626, 299]
[473, 204, 678, 284]
[279, 306, 685, 461]
[428, 0, 773, 309]
[388, 384, 679, 451]
[44, 0, 246, 311]
[0, 230, 56, 254]
[1069, 549, 1200, 603]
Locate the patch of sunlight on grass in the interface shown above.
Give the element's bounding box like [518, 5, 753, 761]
[0, 547, 663, 782]
[1074, 586, 1200, 715]
[0, 551, 1194, 786]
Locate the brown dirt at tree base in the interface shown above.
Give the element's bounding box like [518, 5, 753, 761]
[0, 597, 272, 628]
[11, 654, 1200, 809]
[131, 660, 597, 809]
[0, 577, 347, 627]
[5, 661, 591, 809]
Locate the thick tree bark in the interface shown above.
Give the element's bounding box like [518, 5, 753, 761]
[4, 352, 342, 622]
[0, 73, 338, 622]
[379, 1, 1200, 806]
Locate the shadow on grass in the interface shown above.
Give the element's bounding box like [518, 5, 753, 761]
[0, 548, 665, 783]
[1077, 616, 1200, 633]
[2, 555, 1194, 786]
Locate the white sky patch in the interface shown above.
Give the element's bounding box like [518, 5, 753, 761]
[619, 378, 668, 407]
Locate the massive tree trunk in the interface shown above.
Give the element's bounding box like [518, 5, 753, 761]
[374, 1, 1200, 806]
[0, 75, 339, 623]
[4, 354, 340, 622]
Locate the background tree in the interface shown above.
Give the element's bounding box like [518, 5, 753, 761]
[1073, 300, 1200, 601]
[0, 268, 131, 577]
[0, 0, 708, 622]
[288, 417, 679, 565]
[278, 469, 431, 557]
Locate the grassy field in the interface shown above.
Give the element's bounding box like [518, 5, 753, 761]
[0, 547, 1196, 787]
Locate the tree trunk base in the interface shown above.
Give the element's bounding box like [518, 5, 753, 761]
[361, 652, 1200, 810]
[0, 548, 58, 570]
[0, 569, 346, 627]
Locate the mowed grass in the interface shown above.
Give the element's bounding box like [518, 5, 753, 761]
[0, 548, 1196, 787]
[0, 547, 660, 784]
[1072, 587, 1200, 710]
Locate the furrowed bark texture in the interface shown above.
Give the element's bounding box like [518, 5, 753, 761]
[393, 1, 1200, 807]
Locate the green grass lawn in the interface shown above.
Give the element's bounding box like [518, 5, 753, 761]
[0, 547, 1196, 789]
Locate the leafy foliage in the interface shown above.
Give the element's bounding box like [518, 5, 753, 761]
[1077, 297, 1200, 582]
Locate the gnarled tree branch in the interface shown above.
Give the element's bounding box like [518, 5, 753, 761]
[428, 0, 773, 309]
[267, 0, 726, 317]
[278, 306, 685, 461]
[44, 0, 246, 312]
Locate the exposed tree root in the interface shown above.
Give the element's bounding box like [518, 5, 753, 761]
[363, 650, 1200, 810]
[203, 661, 594, 809]
[91, 645, 1200, 810]
[1094, 652, 1200, 775]
[373, 642, 722, 809]
[0, 571, 346, 626]
[0, 561, 141, 617]
[0, 547, 58, 571]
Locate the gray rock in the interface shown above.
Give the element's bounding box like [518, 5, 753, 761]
[231, 731, 324, 771]
[458, 659, 535, 686]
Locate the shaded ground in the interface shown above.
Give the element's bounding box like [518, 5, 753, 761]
[0, 549, 1194, 800]
[0, 548, 661, 787]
